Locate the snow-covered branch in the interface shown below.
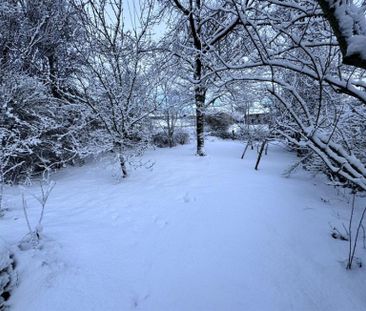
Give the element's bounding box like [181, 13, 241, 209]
[319, 0, 366, 69]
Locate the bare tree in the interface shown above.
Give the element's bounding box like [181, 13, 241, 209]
[165, 0, 239, 155]
[155, 74, 191, 147]
[71, 0, 164, 178]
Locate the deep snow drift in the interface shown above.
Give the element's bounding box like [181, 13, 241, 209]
[1, 139, 366, 311]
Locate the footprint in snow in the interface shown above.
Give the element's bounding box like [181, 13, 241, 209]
[111, 212, 120, 223]
[183, 192, 196, 203]
[183, 192, 191, 203]
[153, 216, 168, 228]
[131, 293, 150, 309]
[321, 197, 330, 203]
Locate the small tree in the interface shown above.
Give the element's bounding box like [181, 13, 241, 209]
[72, 0, 164, 178]
[155, 76, 191, 147]
[19, 172, 55, 250]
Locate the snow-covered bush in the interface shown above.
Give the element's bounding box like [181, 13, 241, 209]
[205, 112, 235, 139]
[152, 130, 190, 148]
[174, 130, 190, 145]
[0, 0, 88, 183]
[205, 112, 235, 132]
[0, 241, 16, 310]
[152, 132, 171, 148]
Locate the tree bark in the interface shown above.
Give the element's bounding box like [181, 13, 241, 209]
[115, 142, 128, 178]
[48, 53, 62, 99]
[118, 153, 128, 178]
[195, 86, 206, 156]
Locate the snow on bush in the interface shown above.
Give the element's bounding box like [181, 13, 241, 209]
[173, 130, 190, 145]
[205, 112, 236, 139]
[0, 240, 16, 310]
[152, 130, 190, 148]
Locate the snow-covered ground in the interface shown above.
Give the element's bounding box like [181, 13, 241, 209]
[1, 138, 366, 311]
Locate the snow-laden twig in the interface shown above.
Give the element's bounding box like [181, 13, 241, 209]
[19, 176, 56, 250]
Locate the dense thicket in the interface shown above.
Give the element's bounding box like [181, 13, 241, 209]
[0, 0, 88, 183]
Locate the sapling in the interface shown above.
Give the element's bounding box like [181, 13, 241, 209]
[19, 172, 55, 250]
[346, 192, 366, 269]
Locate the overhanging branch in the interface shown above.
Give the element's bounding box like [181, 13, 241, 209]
[318, 0, 366, 70]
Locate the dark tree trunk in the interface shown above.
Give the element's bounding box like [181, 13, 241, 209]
[167, 120, 174, 148]
[118, 153, 128, 178]
[195, 86, 206, 156]
[194, 45, 206, 156]
[48, 53, 62, 99]
[114, 142, 128, 178]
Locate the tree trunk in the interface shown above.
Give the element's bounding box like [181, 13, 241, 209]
[195, 86, 206, 156]
[167, 124, 174, 148]
[115, 142, 128, 178]
[118, 153, 128, 178]
[48, 53, 61, 99]
[193, 28, 206, 156]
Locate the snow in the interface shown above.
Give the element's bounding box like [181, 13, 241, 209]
[0, 240, 11, 271]
[1, 139, 366, 311]
[329, 0, 366, 59]
[0, 238, 16, 309]
[347, 35, 366, 59]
